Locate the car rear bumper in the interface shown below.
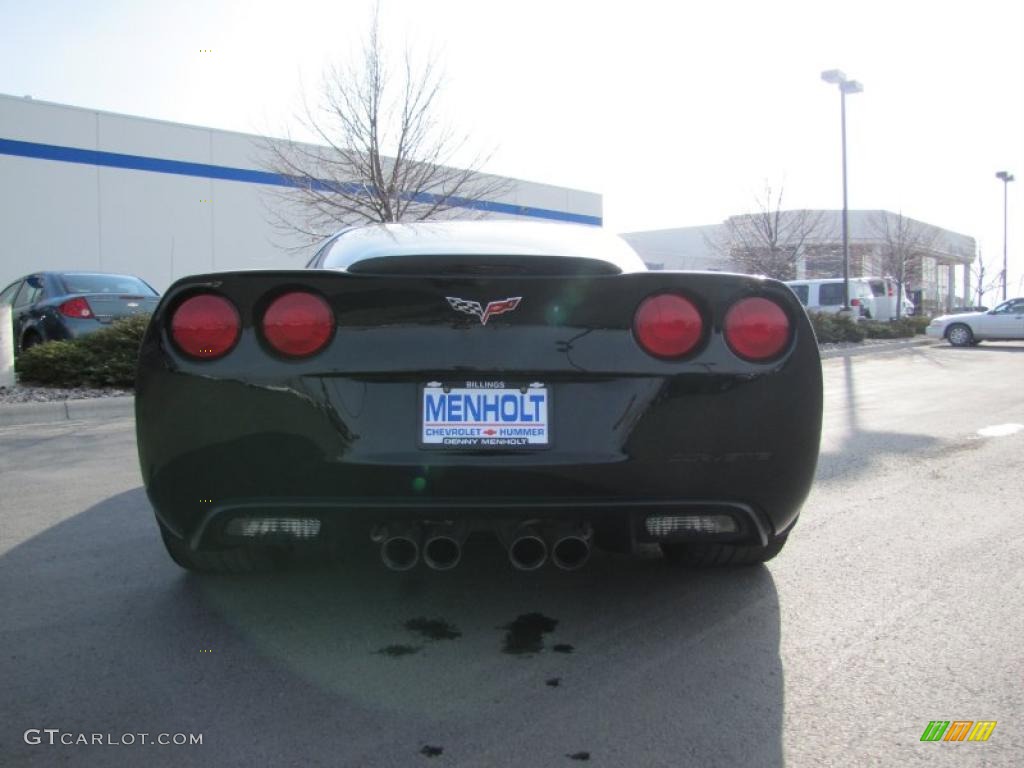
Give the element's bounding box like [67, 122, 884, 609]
[164, 496, 776, 551]
[138, 369, 821, 550]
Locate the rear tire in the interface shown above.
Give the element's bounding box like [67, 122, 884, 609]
[20, 331, 42, 352]
[946, 324, 973, 347]
[159, 526, 270, 573]
[660, 534, 789, 567]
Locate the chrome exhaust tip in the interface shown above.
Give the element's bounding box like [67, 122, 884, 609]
[423, 534, 462, 571]
[508, 533, 548, 571]
[551, 535, 591, 570]
[549, 523, 593, 571]
[381, 536, 419, 571]
[375, 525, 421, 571]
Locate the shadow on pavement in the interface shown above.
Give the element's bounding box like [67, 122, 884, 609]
[815, 428, 939, 484]
[1, 488, 784, 767]
[816, 355, 941, 484]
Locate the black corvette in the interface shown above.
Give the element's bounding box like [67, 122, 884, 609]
[135, 221, 822, 573]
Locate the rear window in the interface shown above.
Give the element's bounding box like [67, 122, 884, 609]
[344, 254, 621, 276]
[14, 281, 41, 307]
[0, 281, 20, 306]
[818, 283, 844, 306]
[59, 274, 157, 296]
[868, 279, 886, 297]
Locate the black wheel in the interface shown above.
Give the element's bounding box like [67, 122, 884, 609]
[660, 534, 789, 567]
[20, 331, 42, 352]
[946, 324, 973, 347]
[159, 525, 271, 573]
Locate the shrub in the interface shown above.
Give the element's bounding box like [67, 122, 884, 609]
[898, 315, 932, 335]
[79, 314, 152, 387]
[862, 320, 914, 339]
[861, 316, 932, 338]
[15, 314, 151, 388]
[808, 312, 867, 343]
[14, 340, 95, 387]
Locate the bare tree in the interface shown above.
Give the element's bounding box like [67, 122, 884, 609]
[870, 211, 939, 318]
[971, 250, 1001, 308]
[708, 183, 827, 280]
[262, 5, 510, 247]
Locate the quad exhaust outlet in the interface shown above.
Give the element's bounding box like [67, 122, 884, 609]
[371, 520, 595, 571]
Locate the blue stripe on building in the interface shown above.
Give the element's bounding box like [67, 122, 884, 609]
[0, 138, 602, 226]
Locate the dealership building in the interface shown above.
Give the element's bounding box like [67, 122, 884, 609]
[623, 211, 978, 315]
[0, 93, 602, 293]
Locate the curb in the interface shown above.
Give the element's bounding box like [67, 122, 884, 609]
[819, 337, 938, 360]
[0, 395, 134, 427]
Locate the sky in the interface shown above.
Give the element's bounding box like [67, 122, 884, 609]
[2, 0, 1023, 295]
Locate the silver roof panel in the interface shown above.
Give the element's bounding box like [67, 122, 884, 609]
[320, 221, 647, 274]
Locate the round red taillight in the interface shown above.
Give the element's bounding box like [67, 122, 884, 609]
[171, 294, 240, 360]
[262, 291, 334, 357]
[724, 297, 790, 361]
[633, 294, 704, 358]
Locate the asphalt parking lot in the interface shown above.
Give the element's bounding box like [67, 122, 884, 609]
[1, 343, 1022, 767]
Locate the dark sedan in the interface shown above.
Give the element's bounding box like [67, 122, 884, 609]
[0, 271, 160, 352]
[136, 222, 823, 574]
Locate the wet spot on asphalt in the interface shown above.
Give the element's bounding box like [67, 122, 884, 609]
[501, 613, 558, 654]
[405, 617, 462, 641]
[552, 643, 574, 654]
[546, 677, 561, 687]
[375, 644, 421, 657]
[567, 751, 590, 761]
[420, 745, 444, 758]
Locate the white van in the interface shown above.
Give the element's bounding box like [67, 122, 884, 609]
[784, 278, 874, 317]
[785, 277, 913, 320]
[861, 277, 915, 320]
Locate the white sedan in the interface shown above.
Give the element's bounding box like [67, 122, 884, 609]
[926, 298, 1024, 346]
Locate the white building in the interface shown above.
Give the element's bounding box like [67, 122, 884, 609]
[0, 93, 602, 293]
[623, 210, 977, 313]
[618, 225, 723, 272]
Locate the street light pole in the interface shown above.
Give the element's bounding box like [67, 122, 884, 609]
[822, 70, 863, 311]
[996, 171, 1014, 302]
[840, 85, 850, 309]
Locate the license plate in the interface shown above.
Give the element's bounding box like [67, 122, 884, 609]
[421, 382, 549, 448]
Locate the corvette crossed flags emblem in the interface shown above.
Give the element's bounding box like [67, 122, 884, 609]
[446, 296, 522, 325]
